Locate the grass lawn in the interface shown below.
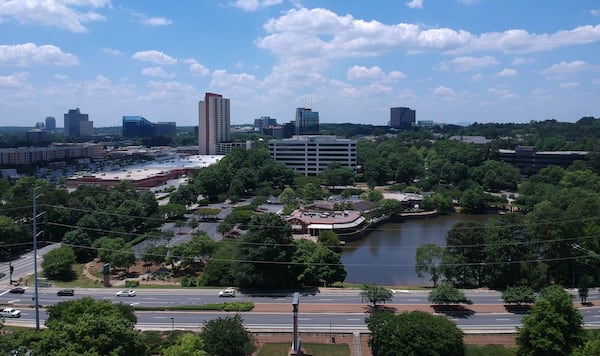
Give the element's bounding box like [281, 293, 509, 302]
[256, 342, 350, 356]
[27, 264, 102, 288]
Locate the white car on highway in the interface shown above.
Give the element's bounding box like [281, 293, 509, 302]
[219, 288, 236, 297]
[1, 307, 21, 318]
[115, 289, 136, 297]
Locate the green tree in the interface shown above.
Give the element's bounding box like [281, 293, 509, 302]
[39, 297, 146, 356]
[95, 237, 136, 271]
[278, 187, 296, 205]
[379, 198, 403, 217]
[162, 333, 207, 356]
[41, 246, 76, 281]
[460, 185, 489, 214]
[501, 286, 536, 305]
[62, 228, 95, 263]
[415, 243, 444, 287]
[442, 221, 486, 287]
[292, 239, 346, 286]
[199, 242, 237, 287]
[517, 285, 584, 356]
[318, 162, 355, 189]
[428, 283, 472, 305]
[366, 310, 464, 356]
[142, 244, 168, 267]
[317, 230, 342, 253]
[202, 314, 255, 356]
[302, 182, 322, 203]
[0, 215, 23, 260]
[359, 283, 393, 309]
[233, 213, 296, 288]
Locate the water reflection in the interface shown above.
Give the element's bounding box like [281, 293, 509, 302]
[341, 214, 492, 286]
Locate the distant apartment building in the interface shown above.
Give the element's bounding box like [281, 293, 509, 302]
[497, 146, 588, 175]
[389, 107, 415, 130]
[45, 116, 56, 131]
[122, 116, 176, 138]
[268, 135, 357, 176]
[64, 108, 93, 137]
[295, 108, 319, 135]
[198, 92, 231, 155]
[0, 143, 102, 166]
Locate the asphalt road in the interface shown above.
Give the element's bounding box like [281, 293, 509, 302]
[3, 287, 600, 333]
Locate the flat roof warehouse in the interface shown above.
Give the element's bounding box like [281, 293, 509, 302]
[66, 155, 223, 191]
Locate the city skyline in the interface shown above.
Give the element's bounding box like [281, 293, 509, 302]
[0, 1, 599, 128]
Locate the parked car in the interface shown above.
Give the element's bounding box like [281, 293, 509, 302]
[57, 289, 75, 296]
[116, 289, 136, 297]
[9, 287, 25, 294]
[0, 308, 21, 318]
[219, 288, 236, 297]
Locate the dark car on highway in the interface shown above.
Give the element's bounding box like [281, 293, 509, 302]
[57, 289, 75, 296]
[9, 287, 25, 294]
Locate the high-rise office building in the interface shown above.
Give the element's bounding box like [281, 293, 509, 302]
[389, 107, 416, 130]
[123, 116, 155, 138]
[198, 93, 230, 155]
[64, 108, 93, 137]
[269, 135, 357, 176]
[45, 116, 56, 131]
[295, 108, 319, 135]
[122, 116, 177, 138]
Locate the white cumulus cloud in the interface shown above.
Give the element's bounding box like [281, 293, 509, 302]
[347, 65, 405, 82]
[141, 67, 175, 79]
[0, 0, 109, 33]
[433, 85, 455, 96]
[0, 43, 79, 67]
[488, 87, 517, 99]
[406, 0, 423, 9]
[184, 59, 210, 76]
[132, 50, 177, 65]
[494, 68, 518, 78]
[435, 56, 498, 72]
[0, 72, 29, 88]
[234, 0, 283, 12]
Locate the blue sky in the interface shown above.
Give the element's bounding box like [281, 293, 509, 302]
[1, 0, 599, 128]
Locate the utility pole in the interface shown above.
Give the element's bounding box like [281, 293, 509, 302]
[33, 188, 43, 331]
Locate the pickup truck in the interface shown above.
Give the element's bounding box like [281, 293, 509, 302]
[0, 308, 21, 318]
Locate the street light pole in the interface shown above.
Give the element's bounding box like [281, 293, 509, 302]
[33, 188, 41, 331]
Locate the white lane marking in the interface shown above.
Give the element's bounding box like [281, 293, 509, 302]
[144, 298, 157, 300]
[496, 318, 510, 321]
[593, 315, 600, 318]
[187, 297, 203, 300]
[8, 300, 20, 304]
[0, 290, 10, 297]
[318, 298, 333, 301]
[153, 316, 167, 319]
[130, 302, 140, 306]
[347, 318, 361, 321]
[298, 318, 311, 321]
[406, 299, 421, 302]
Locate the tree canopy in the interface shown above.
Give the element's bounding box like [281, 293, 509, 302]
[517, 285, 584, 356]
[359, 284, 393, 308]
[201, 314, 255, 356]
[366, 310, 464, 356]
[39, 297, 146, 355]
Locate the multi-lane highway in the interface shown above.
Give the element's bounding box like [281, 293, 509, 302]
[2, 286, 600, 332]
